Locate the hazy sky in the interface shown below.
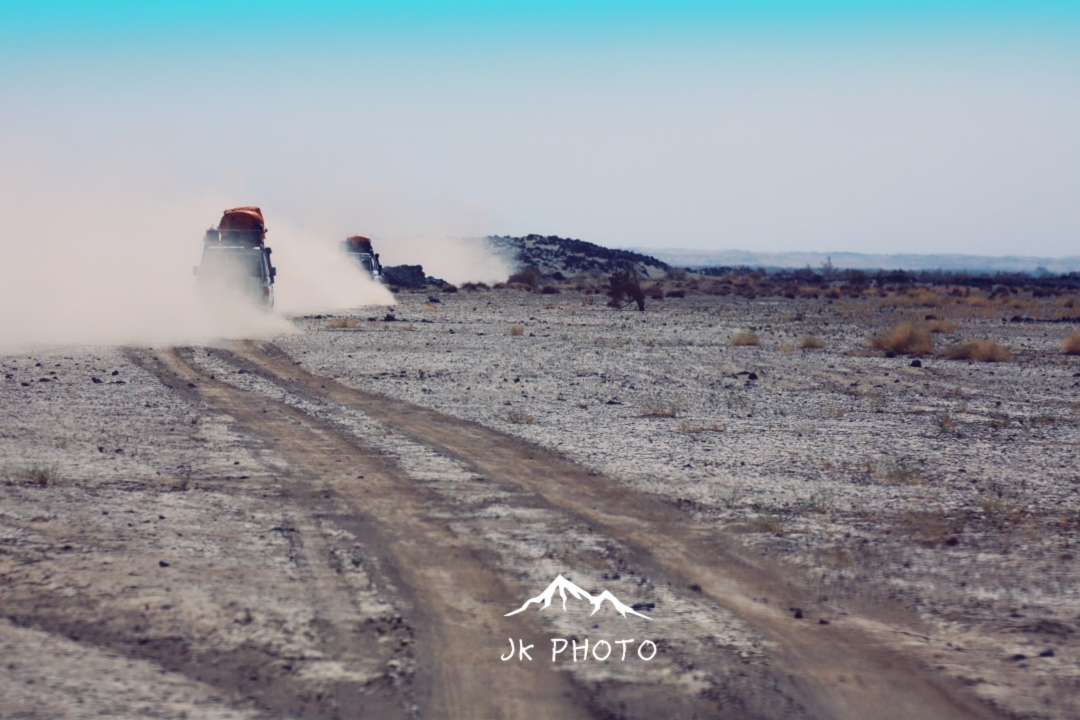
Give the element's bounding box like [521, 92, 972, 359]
[2, 1, 1078, 255]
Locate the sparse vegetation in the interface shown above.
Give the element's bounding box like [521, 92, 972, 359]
[606, 269, 646, 311]
[640, 401, 679, 418]
[943, 340, 1011, 362]
[938, 413, 957, 432]
[869, 321, 933, 355]
[881, 459, 921, 485]
[509, 325, 525, 336]
[751, 510, 787, 534]
[326, 318, 358, 329]
[1062, 331, 1080, 355]
[731, 331, 760, 347]
[506, 409, 535, 424]
[507, 267, 542, 290]
[21, 464, 58, 487]
[798, 336, 826, 350]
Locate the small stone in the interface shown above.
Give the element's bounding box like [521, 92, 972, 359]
[819, 618, 830, 625]
[1011, 654, 1026, 661]
[793, 608, 804, 619]
[111, 370, 119, 376]
[1039, 648, 1055, 657]
[747, 372, 758, 380]
[159, 560, 170, 567]
[688, 583, 702, 592]
[91, 377, 103, 384]
[910, 360, 922, 367]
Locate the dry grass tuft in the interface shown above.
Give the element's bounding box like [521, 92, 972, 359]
[943, 339, 1012, 362]
[21, 465, 58, 487]
[326, 318, 358, 329]
[506, 409, 535, 424]
[798, 336, 826, 350]
[869, 321, 934, 355]
[731, 331, 760, 347]
[508, 325, 525, 336]
[677, 419, 725, 433]
[640, 401, 679, 418]
[1062, 331, 1080, 355]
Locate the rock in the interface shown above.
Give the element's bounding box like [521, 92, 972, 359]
[91, 377, 103, 384]
[747, 372, 758, 380]
[382, 264, 432, 289]
[159, 560, 170, 567]
[793, 608, 804, 619]
[910, 359, 922, 367]
[819, 618, 830, 625]
[688, 583, 702, 592]
[1011, 654, 1027, 661]
[1039, 648, 1055, 657]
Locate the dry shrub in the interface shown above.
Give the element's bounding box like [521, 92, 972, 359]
[1062, 331, 1080, 355]
[666, 289, 686, 299]
[541, 285, 561, 294]
[677, 419, 724, 433]
[506, 409, 535, 424]
[779, 344, 795, 355]
[1056, 296, 1079, 309]
[441, 284, 458, 293]
[943, 340, 1011, 362]
[926, 319, 957, 334]
[508, 325, 525, 336]
[798, 336, 826, 350]
[461, 282, 490, 291]
[507, 266, 542, 290]
[890, 289, 942, 307]
[327, 318, 358, 329]
[960, 295, 990, 307]
[869, 321, 933, 355]
[640, 401, 679, 418]
[21, 465, 58, 487]
[607, 269, 646, 311]
[731, 331, 760, 347]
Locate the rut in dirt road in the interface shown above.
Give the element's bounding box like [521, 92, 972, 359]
[140, 347, 596, 720]
[219, 339, 1008, 720]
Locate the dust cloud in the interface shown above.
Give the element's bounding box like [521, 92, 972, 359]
[373, 234, 514, 286]
[0, 205, 398, 352]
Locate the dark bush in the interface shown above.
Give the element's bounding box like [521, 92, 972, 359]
[507, 266, 542, 290]
[607, 269, 646, 311]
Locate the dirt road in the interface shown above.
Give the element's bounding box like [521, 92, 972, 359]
[123, 341, 1005, 719]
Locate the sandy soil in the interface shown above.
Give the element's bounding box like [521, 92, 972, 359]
[2, 288, 1078, 718]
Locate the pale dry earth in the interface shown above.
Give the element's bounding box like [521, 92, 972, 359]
[1, 288, 1078, 718]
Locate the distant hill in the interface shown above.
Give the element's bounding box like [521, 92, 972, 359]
[627, 248, 1080, 275]
[489, 235, 668, 278]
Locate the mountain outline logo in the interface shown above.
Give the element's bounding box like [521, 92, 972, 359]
[506, 574, 652, 620]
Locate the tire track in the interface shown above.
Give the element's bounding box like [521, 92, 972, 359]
[143, 347, 594, 720]
[228, 339, 1008, 720]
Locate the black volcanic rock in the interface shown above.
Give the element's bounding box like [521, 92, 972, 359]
[382, 265, 446, 290]
[489, 235, 669, 278]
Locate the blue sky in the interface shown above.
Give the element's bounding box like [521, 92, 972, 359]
[2, 1, 1078, 255]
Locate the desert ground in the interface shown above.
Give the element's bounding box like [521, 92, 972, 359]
[3, 280, 1080, 719]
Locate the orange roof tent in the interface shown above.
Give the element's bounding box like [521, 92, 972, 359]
[218, 206, 266, 244]
[345, 235, 374, 253]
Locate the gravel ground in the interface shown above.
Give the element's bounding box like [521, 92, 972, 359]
[2, 287, 1079, 718]
[277, 289, 1080, 718]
